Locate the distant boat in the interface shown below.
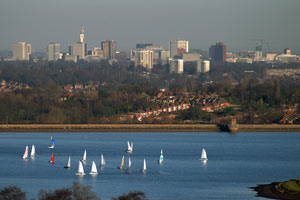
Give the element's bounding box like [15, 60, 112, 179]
[125, 141, 133, 153]
[158, 149, 164, 164]
[128, 157, 132, 169]
[30, 145, 35, 158]
[22, 146, 29, 159]
[64, 156, 71, 169]
[48, 136, 55, 149]
[49, 152, 54, 163]
[89, 161, 98, 175]
[118, 155, 125, 169]
[100, 154, 106, 167]
[201, 148, 208, 162]
[76, 161, 86, 176]
[141, 158, 146, 173]
[81, 150, 87, 162]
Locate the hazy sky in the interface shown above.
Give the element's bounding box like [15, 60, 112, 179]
[0, 0, 299, 53]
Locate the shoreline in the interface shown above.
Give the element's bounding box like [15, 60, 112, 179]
[0, 124, 299, 132]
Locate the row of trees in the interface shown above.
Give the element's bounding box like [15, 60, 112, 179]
[0, 182, 146, 200]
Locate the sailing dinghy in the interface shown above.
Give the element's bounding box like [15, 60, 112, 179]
[100, 154, 106, 167]
[76, 161, 86, 176]
[64, 156, 71, 168]
[22, 146, 29, 159]
[158, 149, 164, 164]
[201, 148, 208, 162]
[48, 136, 55, 149]
[118, 155, 125, 169]
[125, 141, 133, 153]
[141, 158, 147, 173]
[30, 145, 35, 158]
[81, 150, 87, 162]
[49, 152, 54, 163]
[89, 161, 98, 175]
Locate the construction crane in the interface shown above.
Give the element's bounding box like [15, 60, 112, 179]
[249, 39, 270, 58]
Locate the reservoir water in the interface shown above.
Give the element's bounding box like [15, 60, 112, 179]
[0, 132, 299, 199]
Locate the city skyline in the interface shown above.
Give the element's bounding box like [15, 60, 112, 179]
[0, 0, 300, 53]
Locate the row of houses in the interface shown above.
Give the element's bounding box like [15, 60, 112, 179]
[0, 80, 30, 92]
[134, 103, 191, 121]
[63, 81, 100, 93]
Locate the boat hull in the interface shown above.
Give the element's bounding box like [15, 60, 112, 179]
[76, 173, 86, 176]
[89, 172, 98, 175]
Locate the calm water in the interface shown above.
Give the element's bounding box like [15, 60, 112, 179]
[0, 132, 299, 200]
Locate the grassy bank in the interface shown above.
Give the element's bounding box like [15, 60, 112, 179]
[251, 179, 300, 200]
[0, 124, 299, 132]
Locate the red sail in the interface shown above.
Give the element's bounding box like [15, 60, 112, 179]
[50, 153, 54, 163]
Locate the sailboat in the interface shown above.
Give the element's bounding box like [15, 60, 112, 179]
[89, 161, 98, 175]
[64, 156, 71, 168]
[48, 136, 55, 149]
[117, 155, 125, 169]
[81, 150, 87, 162]
[100, 154, 106, 167]
[22, 146, 29, 159]
[158, 149, 164, 164]
[125, 141, 133, 153]
[125, 157, 132, 174]
[128, 157, 132, 169]
[141, 158, 147, 173]
[30, 145, 35, 158]
[201, 148, 208, 162]
[76, 161, 86, 176]
[49, 152, 54, 163]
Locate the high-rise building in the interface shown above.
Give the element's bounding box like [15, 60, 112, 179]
[132, 49, 153, 70]
[169, 40, 189, 58]
[209, 42, 227, 62]
[70, 43, 85, 60]
[12, 42, 31, 61]
[47, 43, 61, 61]
[196, 60, 210, 73]
[101, 40, 116, 60]
[169, 58, 184, 74]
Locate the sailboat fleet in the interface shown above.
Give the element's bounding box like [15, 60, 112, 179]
[22, 137, 208, 176]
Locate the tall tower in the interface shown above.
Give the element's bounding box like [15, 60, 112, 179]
[209, 42, 227, 63]
[169, 40, 189, 58]
[80, 26, 84, 43]
[101, 40, 116, 60]
[12, 42, 31, 61]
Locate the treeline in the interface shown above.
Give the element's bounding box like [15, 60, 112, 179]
[0, 84, 157, 124]
[0, 182, 146, 200]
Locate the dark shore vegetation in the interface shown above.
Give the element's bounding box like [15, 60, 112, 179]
[251, 179, 300, 200]
[0, 182, 146, 200]
[0, 61, 299, 124]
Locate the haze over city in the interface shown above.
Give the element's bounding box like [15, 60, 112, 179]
[1, 0, 300, 52]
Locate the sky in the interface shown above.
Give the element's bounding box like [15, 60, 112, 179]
[0, 0, 299, 53]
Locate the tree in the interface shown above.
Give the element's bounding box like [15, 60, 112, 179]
[39, 188, 72, 200]
[0, 186, 26, 200]
[72, 182, 99, 200]
[112, 191, 146, 200]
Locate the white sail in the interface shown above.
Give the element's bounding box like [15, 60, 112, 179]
[141, 158, 146, 172]
[82, 150, 87, 161]
[89, 161, 98, 175]
[22, 146, 29, 159]
[65, 156, 71, 168]
[128, 157, 132, 169]
[130, 142, 133, 151]
[48, 136, 55, 149]
[118, 155, 125, 169]
[159, 149, 164, 164]
[201, 148, 208, 161]
[76, 161, 86, 176]
[100, 154, 106, 166]
[30, 145, 35, 157]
